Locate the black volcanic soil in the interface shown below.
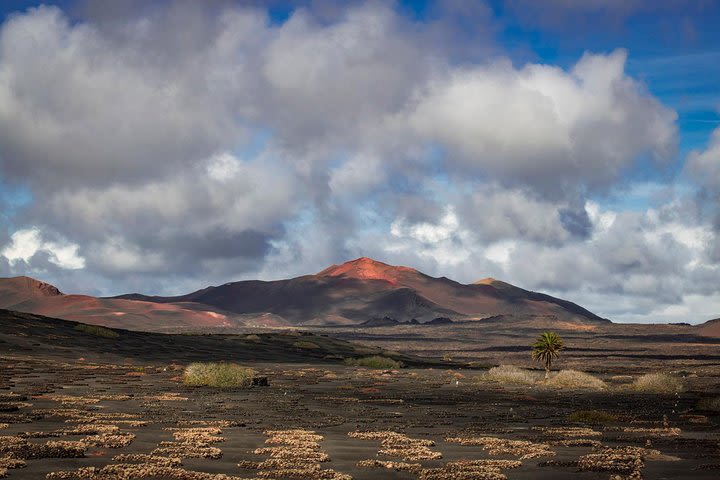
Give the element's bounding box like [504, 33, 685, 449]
[1, 310, 720, 479]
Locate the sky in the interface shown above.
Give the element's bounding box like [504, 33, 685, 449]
[0, 0, 719, 324]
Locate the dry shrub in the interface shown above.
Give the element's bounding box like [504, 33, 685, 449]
[25, 424, 120, 438]
[632, 373, 683, 394]
[446, 436, 554, 460]
[607, 427, 681, 437]
[183, 363, 256, 388]
[152, 426, 224, 459]
[73, 324, 119, 338]
[43, 395, 130, 406]
[0, 455, 26, 476]
[46, 464, 252, 479]
[111, 454, 181, 467]
[419, 460, 521, 480]
[357, 459, 422, 474]
[0, 395, 25, 403]
[568, 410, 619, 424]
[247, 429, 348, 480]
[483, 365, 537, 386]
[578, 445, 660, 477]
[534, 426, 601, 437]
[546, 370, 607, 390]
[348, 431, 441, 461]
[143, 393, 188, 402]
[293, 341, 321, 350]
[0, 436, 87, 459]
[83, 433, 135, 448]
[343, 356, 403, 369]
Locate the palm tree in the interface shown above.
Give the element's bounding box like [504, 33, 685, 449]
[531, 332, 564, 379]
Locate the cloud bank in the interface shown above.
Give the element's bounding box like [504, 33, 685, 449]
[0, 2, 717, 323]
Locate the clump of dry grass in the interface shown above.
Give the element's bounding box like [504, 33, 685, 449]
[73, 324, 119, 338]
[632, 373, 683, 394]
[83, 433, 135, 449]
[348, 431, 441, 461]
[578, 445, 661, 478]
[46, 464, 253, 479]
[111, 454, 181, 467]
[24, 423, 120, 438]
[0, 402, 32, 412]
[533, 426, 601, 437]
[293, 341, 321, 350]
[482, 365, 537, 386]
[419, 460, 522, 480]
[42, 395, 130, 406]
[605, 427, 681, 437]
[245, 429, 349, 480]
[357, 459, 422, 474]
[183, 363, 256, 388]
[0, 436, 87, 459]
[545, 370, 607, 390]
[343, 356, 403, 369]
[143, 393, 188, 402]
[152, 426, 224, 459]
[446, 436, 555, 460]
[0, 455, 26, 477]
[0, 394, 25, 403]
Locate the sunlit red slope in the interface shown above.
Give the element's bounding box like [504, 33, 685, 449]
[698, 318, 720, 337]
[0, 276, 254, 331]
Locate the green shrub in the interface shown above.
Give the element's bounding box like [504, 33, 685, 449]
[632, 373, 683, 394]
[73, 323, 119, 338]
[293, 340, 321, 350]
[344, 356, 403, 369]
[483, 365, 537, 385]
[697, 397, 720, 412]
[546, 370, 607, 390]
[183, 362, 256, 388]
[568, 410, 619, 424]
[467, 361, 493, 369]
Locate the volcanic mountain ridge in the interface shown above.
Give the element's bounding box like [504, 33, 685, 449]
[0, 257, 619, 331]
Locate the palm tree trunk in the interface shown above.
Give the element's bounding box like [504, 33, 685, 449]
[545, 359, 551, 379]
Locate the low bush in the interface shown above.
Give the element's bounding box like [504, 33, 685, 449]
[546, 370, 607, 390]
[632, 373, 683, 394]
[245, 334, 261, 341]
[183, 362, 256, 388]
[483, 365, 537, 385]
[697, 397, 720, 412]
[73, 323, 119, 338]
[293, 340, 321, 350]
[344, 356, 403, 369]
[568, 410, 619, 424]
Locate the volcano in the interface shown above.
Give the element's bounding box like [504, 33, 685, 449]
[1, 258, 611, 331]
[111, 257, 609, 327]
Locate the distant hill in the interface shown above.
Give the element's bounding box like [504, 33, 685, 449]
[1, 258, 612, 331]
[0, 275, 252, 331]
[698, 318, 720, 337]
[111, 257, 611, 328]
